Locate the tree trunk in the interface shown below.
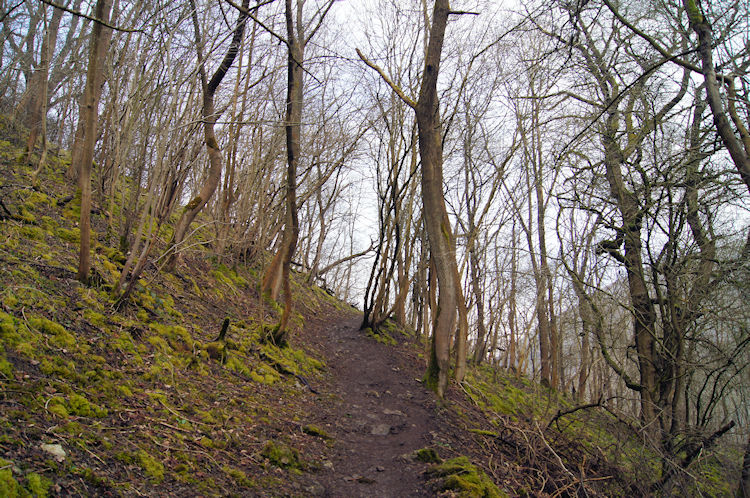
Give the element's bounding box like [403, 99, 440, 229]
[684, 1, 750, 194]
[601, 110, 658, 424]
[417, 0, 461, 398]
[166, 0, 249, 270]
[738, 433, 750, 498]
[23, 4, 63, 163]
[76, 0, 113, 284]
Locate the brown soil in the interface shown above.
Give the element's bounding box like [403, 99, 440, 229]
[303, 314, 438, 496]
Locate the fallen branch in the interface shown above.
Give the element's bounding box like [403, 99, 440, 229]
[546, 397, 603, 430]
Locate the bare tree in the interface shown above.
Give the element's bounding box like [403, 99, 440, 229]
[75, 0, 113, 283]
[164, 0, 251, 270]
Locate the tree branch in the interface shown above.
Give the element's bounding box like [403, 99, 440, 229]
[355, 49, 417, 109]
[39, 0, 141, 32]
[316, 242, 376, 277]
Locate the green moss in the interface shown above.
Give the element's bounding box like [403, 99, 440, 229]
[39, 216, 58, 232]
[415, 447, 443, 463]
[468, 429, 499, 437]
[68, 393, 107, 418]
[137, 449, 164, 483]
[17, 206, 36, 223]
[25, 472, 51, 497]
[183, 196, 202, 212]
[427, 456, 504, 498]
[23, 191, 52, 209]
[0, 466, 19, 498]
[222, 466, 254, 487]
[261, 441, 302, 470]
[147, 335, 172, 354]
[83, 310, 107, 328]
[46, 398, 69, 419]
[250, 364, 280, 385]
[150, 324, 193, 351]
[20, 225, 45, 240]
[75, 467, 113, 489]
[39, 358, 80, 381]
[62, 189, 81, 220]
[57, 422, 82, 434]
[302, 425, 332, 440]
[100, 246, 126, 264]
[55, 227, 80, 244]
[112, 332, 136, 354]
[28, 317, 76, 349]
[225, 355, 252, 376]
[366, 327, 397, 345]
[0, 356, 12, 378]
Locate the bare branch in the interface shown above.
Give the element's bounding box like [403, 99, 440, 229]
[39, 0, 142, 32]
[355, 49, 417, 109]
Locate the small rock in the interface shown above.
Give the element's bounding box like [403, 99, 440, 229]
[383, 408, 405, 416]
[375, 465, 385, 472]
[322, 460, 334, 470]
[41, 443, 66, 462]
[304, 482, 326, 496]
[371, 424, 390, 436]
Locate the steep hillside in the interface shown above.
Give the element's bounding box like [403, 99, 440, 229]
[0, 121, 739, 496]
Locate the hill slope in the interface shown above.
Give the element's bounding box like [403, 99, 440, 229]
[0, 122, 737, 497]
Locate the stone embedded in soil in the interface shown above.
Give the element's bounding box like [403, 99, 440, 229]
[383, 408, 405, 416]
[371, 423, 391, 436]
[40, 443, 66, 462]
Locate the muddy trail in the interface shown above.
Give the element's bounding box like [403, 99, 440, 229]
[304, 314, 454, 497]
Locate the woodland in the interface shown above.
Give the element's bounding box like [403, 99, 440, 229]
[1, 0, 750, 495]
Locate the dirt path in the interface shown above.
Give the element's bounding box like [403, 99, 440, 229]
[305, 314, 446, 497]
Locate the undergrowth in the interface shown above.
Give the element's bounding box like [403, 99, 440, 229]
[0, 122, 346, 496]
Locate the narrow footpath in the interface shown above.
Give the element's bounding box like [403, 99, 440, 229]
[305, 314, 451, 497]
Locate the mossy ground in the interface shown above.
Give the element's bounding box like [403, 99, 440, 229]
[0, 126, 352, 496]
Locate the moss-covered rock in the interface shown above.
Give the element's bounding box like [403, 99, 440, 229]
[414, 447, 442, 463]
[261, 441, 302, 471]
[427, 456, 505, 498]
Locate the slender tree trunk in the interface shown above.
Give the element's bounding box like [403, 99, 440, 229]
[416, 0, 461, 397]
[166, 0, 249, 270]
[76, 0, 113, 284]
[24, 4, 63, 163]
[507, 222, 518, 372]
[738, 433, 750, 498]
[684, 1, 750, 194]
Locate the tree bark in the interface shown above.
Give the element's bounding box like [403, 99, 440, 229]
[261, 0, 303, 344]
[416, 0, 461, 397]
[22, 4, 63, 163]
[739, 433, 750, 498]
[76, 0, 113, 284]
[684, 0, 750, 194]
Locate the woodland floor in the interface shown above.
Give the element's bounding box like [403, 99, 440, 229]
[3, 125, 737, 496]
